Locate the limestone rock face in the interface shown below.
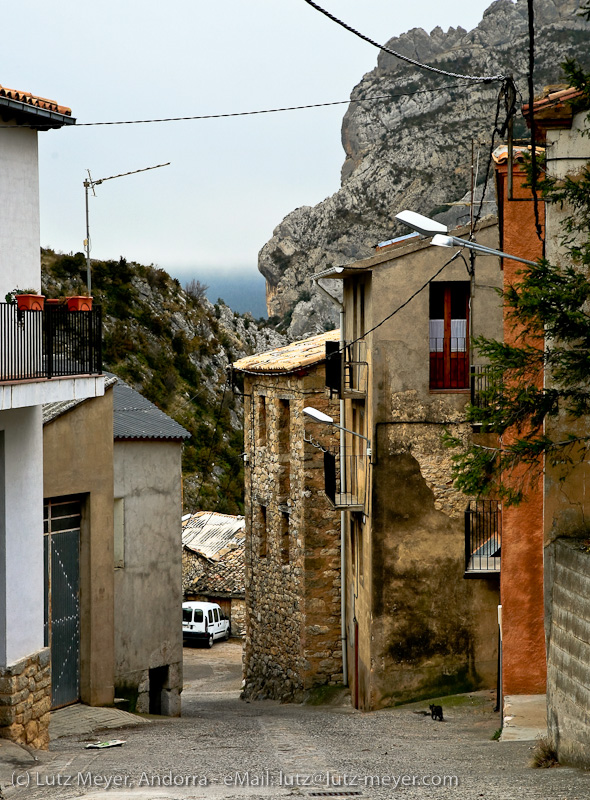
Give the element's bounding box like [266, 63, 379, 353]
[259, 0, 590, 338]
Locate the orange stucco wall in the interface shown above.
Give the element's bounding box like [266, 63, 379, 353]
[495, 162, 546, 695]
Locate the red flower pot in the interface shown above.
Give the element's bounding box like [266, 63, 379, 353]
[16, 294, 45, 311]
[66, 296, 93, 311]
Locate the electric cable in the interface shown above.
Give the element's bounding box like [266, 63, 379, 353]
[237, 249, 465, 378]
[56, 83, 471, 127]
[302, 0, 506, 83]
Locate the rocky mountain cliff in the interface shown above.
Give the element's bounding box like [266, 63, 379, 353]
[41, 250, 285, 514]
[260, 0, 590, 338]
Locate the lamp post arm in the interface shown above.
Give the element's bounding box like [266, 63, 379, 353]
[449, 236, 539, 266]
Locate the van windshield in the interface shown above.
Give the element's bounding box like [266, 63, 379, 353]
[182, 609, 192, 623]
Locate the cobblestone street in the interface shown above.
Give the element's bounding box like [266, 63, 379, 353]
[2, 641, 589, 800]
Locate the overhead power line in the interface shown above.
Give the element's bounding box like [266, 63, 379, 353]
[68, 83, 470, 127]
[303, 0, 506, 84]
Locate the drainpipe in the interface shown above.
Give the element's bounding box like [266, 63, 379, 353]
[313, 278, 348, 687]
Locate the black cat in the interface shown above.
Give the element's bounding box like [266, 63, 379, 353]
[429, 703, 444, 721]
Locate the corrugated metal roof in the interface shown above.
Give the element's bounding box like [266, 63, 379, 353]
[109, 375, 191, 441]
[43, 376, 117, 425]
[182, 511, 245, 560]
[43, 373, 190, 442]
[233, 329, 339, 374]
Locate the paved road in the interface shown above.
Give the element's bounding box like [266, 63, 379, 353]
[3, 640, 590, 799]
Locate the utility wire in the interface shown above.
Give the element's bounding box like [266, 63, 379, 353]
[335, 250, 464, 356]
[63, 83, 470, 127]
[237, 250, 464, 378]
[303, 0, 506, 83]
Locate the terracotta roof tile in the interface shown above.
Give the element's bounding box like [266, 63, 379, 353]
[233, 329, 339, 374]
[0, 84, 72, 117]
[492, 144, 545, 164]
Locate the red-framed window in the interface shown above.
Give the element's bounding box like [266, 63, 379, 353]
[429, 282, 470, 390]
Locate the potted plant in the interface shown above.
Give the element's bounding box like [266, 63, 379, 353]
[5, 288, 45, 311]
[66, 295, 93, 311]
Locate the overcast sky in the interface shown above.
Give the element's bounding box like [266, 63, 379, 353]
[5, 0, 494, 285]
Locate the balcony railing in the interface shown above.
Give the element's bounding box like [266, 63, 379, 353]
[464, 499, 501, 577]
[0, 303, 102, 382]
[324, 447, 366, 510]
[471, 364, 502, 410]
[325, 340, 368, 398]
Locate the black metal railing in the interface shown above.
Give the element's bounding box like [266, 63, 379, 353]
[471, 364, 501, 411]
[464, 499, 501, 576]
[0, 303, 102, 382]
[325, 339, 368, 398]
[324, 447, 366, 509]
[343, 340, 368, 396]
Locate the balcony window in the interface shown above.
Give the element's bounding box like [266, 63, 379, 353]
[429, 282, 469, 390]
[464, 499, 501, 576]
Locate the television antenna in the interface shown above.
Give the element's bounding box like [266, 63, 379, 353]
[83, 162, 170, 293]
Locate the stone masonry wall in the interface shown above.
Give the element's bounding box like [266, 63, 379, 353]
[545, 537, 590, 768]
[302, 389, 343, 690]
[243, 366, 341, 701]
[0, 648, 51, 749]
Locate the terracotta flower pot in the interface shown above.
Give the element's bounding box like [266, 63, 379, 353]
[16, 294, 45, 311]
[66, 296, 93, 311]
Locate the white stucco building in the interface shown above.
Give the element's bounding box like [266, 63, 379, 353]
[0, 84, 104, 748]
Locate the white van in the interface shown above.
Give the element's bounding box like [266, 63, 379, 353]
[182, 601, 230, 647]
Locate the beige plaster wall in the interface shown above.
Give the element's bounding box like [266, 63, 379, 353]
[113, 439, 183, 715]
[339, 221, 502, 709]
[43, 390, 115, 707]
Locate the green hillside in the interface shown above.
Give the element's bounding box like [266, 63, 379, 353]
[41, 249, 284, 514]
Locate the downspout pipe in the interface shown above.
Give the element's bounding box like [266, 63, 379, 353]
[313, 278, 348, 688]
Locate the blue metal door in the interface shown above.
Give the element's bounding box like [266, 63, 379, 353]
[44, 499, 81, 708]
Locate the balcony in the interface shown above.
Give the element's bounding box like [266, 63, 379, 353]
[464, 499, 501, 577]
[323, 448, 366, 510]
[0, 302, 102, 383]
[325, 340, 368, 398]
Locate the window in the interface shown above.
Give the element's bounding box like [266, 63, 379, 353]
[429, 282, 470, 389]
[182, 608, 193, 624]
[259, 505, 267, 557]
[278, 399, 291, 497]
[258, 396, 267, 444]
[214, 608, 219, 622]
[208, 609, 214, 624]
[281, 512, 290, 565]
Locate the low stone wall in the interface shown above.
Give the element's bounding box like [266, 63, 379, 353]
[0, 649, 51, 749]
[545, 537, 590, 768]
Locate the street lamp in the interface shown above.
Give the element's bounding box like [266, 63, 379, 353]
[84, 162, 171, 294]
[395, 210, 539, 267]
[303, 406, 371, 457]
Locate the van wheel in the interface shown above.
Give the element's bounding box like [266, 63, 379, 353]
[224, 629, 230, 640]
[207, 634, 214, 648]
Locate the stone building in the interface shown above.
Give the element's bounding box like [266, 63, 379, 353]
[233, 330, 342, 701]
[315, 219, 504, 710]
[182, 511, 246, 637]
